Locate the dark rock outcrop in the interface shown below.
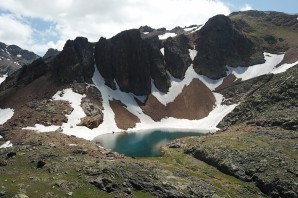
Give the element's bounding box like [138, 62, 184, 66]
[43, 48, 60, 59]
[193, 14, 264, 79]
[139, 25, 154, 33]
[54, 37, 94, 83]
[164, 34, 192, 79]
[95, 29, 169, 95]
[145, 36, 170, 92]
[95, 29, 151, 95]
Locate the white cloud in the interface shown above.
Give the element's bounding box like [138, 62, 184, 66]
[240, 4, 253, 11]
[0, 14, 32, 47]
[0, 0, 231, 55]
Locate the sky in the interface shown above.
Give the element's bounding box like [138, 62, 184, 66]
[0, 0, 297, 56]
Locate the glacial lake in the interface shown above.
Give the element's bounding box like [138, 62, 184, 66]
[94, 130, 205, 157]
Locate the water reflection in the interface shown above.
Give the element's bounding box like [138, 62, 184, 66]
[94, 130, 204, 157]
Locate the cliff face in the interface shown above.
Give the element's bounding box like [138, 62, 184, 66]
[193, 15, 264, 79]
[54, 37, 95, 84]
[95, 29, 170, 96]
[164, 35, 192, 79]
[95, 29, 151, 95]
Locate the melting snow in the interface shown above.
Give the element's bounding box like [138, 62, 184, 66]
[0, 108, 14, 125]
[271, 60, 298, 74]
[0, 74, 7, 85]
[152, 49, 223, 105]
[0, 141, 13, 149]
[184, 25, 202, 33]
[52, 89, 86, 126]
[227, 52, 286, 80]
[20, 50, 298, 140]
[160, 48, 164, 56]
[158, 32, 177, 40]
[24, 124, 60, 132]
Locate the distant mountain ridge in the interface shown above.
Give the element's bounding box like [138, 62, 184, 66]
[0, 42, 39, 75]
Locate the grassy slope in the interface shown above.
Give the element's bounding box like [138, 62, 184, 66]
[230, 11, 298, 52]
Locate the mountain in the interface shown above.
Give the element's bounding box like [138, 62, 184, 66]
[0, 10, 297, 197]
[43, 48, 60, 59]
[0, 42, 39, 75]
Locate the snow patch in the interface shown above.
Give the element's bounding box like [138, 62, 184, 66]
[0, 74, 8, 85]
[160, 48, 164, 56]
[158, 32, 177, 40]
[17, 54, 22, 58]
[0, 135, 2, 139]
[0, 141, 13, 149]
[184, 25, 202, 33]
[143, 32, 149, 35]
[227, 52, 284, 81]
[271, 60, 298, 74]
[52, 89, 86, 127]
[0, 108, 14, 125]
[151, 49, 223, 105]
[24, 124, 60, 132]
[189, 49, 197, 61]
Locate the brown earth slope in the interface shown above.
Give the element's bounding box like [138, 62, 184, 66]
[141, 78, 216, 121]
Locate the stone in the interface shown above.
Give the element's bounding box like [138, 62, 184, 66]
[6, 151, 16, 159]
[12, 194, 29, 198]
[36, 160, 46, 168]
[0, 159, 7, 166]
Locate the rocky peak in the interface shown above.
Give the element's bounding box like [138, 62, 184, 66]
[145, 36, 170, 93]
[0, 42, 39, 75]
[193, 14, 264, 79]
[54, 37, 94, 84]
[43, 48, 60, 59]
[139, 25, 154, 33]
[95, 29, 151, 95]
[164, 34, 192, 79]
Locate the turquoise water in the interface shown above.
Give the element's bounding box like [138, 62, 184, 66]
[94, 130, 204, 157]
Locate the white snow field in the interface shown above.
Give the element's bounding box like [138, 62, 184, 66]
[21, 50, 298, 140]
[0, 141, 13, 149]
[227, 52, 298, 81]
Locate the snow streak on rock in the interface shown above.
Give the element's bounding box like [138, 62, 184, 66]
[0, 74, 7, 85]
